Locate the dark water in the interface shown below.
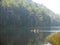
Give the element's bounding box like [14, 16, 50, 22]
[0, 26, 60, 45]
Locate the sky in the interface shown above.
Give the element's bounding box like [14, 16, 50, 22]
[32, 0, 60, 14]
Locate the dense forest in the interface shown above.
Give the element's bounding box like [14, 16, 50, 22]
[0, 0, 60, 45]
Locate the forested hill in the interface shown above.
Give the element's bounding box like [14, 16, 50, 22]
[0, 0, 60, 28]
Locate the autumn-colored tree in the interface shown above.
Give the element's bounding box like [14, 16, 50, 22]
[45, 32, 60, 45]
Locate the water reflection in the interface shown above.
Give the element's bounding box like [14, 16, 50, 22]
[0, 26, 60, 45]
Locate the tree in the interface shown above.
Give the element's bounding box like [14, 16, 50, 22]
[46, 32, 60, 45]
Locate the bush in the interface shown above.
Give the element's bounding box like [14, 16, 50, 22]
[46, 32, 60, 45]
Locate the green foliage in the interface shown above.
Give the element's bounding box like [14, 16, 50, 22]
[46, 32, 60, 45]
[0, 0, 51, 28]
